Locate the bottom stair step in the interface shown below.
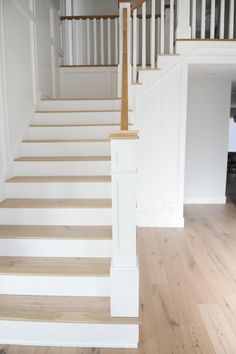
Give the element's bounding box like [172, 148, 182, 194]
[0, 295, 140, 348]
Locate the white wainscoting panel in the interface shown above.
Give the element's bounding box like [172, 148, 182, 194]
[60, 67, 118, 98]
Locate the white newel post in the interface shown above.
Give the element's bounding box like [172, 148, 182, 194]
[118, 1, 131, 97]
[175, 0, 191, 39]
[110, 131, 139, 317]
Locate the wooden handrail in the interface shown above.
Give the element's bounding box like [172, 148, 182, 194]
[120, 8, 129, 131]
[60, 15, 118, 21]
[131, 0, 146, 12]
[61, 14, 161, 21]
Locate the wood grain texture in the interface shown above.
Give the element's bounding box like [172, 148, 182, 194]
[0, 199, 112, 209]
[2, 204, 236, 353]
[0, 225, 112, 240]
[0, 257, 110, 276]
[0, 295, 140, 324]
[22, 139, 110, 143]
[6, 176, 111, 183]
[15, 156, 111, 162]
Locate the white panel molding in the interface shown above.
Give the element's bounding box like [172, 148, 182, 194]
[0, 0, 13, 195]
[8, 0, 35, 22]
[60, 67, 118, 99]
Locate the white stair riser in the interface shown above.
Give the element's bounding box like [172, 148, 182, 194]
[27, 126, 120, 140]
[0, 209, 112, 225]
[0, 239, 111, 257]
[39, 99, 121, 111]
[21, 142, 110, 157]
[0, 276, 110, 296]
[32, 111, 132, 125]
[0, 322, 139, 348]
[5, 183, 111, 199]
[14, 161, 111, 176]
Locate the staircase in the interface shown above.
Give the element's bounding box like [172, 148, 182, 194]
[0, 98, 140, 348]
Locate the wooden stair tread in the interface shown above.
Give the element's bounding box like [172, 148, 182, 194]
[0, 198, 112, 209]
[30, 123, 122, 127]
[41, 98, 121, 101]
[35, 110, 132, 113]
[0, 295, 140, 324]
[22, 139, 110, 143]
[0, 257, 110, 276]
[0, 225, 112, 240]
[6, 176, 111, 183]
[15, 156, 111, 162]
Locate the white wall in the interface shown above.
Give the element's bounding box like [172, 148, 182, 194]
[185, 67, 232, 204]
[134, 64, 188, 227]
[0, 0, 62, 186]
[72, 0, 118, 16]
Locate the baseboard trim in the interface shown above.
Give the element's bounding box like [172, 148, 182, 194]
[137, 211, 184, 228]
[184, 197, 226, 204]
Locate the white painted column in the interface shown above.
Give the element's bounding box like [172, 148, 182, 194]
[110, 131, 139, 318]
[118, 1, 131, 97]
[175, 0, 191, 39]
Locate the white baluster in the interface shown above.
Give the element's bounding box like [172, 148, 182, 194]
[115, 17, 118, 65]
[73, 19, 78, 64]
[210, 0, 216, 39]
[220, 0, 225, 39]
[176, 0, 191, 39]
[160, 0, 165, 54]
[142, 1, 146, 68]
[191, 0, 196, 39]
[150, 0, 156, 68]
[169, 0, 174, 54]
[133, 8, 137, 83]
[137, 17, 140, 66]
[66, 20, 73, 65]
[86, 19, 90, 65]
[100, 18, 104, 65]
[157, 16, 161, 55]
[201, 0, 206, 39]
[228, 0, 235, 39]
[107, 18, 111, 65]
[93, 18, 97, 65]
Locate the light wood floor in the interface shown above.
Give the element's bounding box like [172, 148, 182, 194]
[1, 204, 236, 354]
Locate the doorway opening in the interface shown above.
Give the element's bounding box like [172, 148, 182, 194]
[226, 82, 236, 204]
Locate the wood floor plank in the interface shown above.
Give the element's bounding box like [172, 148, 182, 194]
[0, 257, 110, 276]
[198, 303, 236, 354]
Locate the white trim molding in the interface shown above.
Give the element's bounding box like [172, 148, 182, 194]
[184, 197, 227, 205]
